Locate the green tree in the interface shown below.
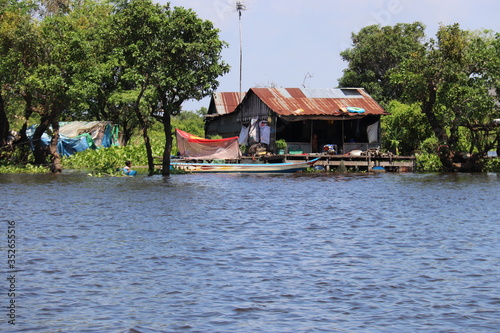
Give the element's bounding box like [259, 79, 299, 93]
[0, 1, 38, 154]
[339, 22, 426, 105]
[61, 0, 141, 146]
[113, 0, 230, 175]
[381, 101, 432, 155]
[27, 2, 110, 171]
[155, 6, 230, 176]
[1, 0, 129, 167]
[2, 0, 228, 174]
[391, 24, 500, 171]
[0, 0, 110, 170]
[111, 0, 171, 175]
[172, 110, 206, 138]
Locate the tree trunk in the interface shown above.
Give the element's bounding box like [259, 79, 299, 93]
[33, 116, 51, 165]
[121, 114, 136, 147]
[132, 105, 155, 175]
[162, 112, 172, 176]
[461, 154, 484, 172]
[16, 95, 34, 163]
[497, 135, 500, 157]
[49, 119, 62, 173]
[128, 80, 155, 175]
[108, 103, 133, 146]
[421, 84, 457, 171]
[121, 120, 133, 147]
[143, 125, 155, 175]
[142, 127, 155, 175]
[0, 94, 9, 148]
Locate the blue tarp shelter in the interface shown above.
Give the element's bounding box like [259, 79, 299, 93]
[27, 121, 119, 157]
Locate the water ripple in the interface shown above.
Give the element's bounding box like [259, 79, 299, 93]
[2, 172, 499, 332]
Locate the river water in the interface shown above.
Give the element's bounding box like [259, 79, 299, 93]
[1, 172, 499, 332]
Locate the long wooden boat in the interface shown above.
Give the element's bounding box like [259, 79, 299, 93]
[172, 158, 319, 173]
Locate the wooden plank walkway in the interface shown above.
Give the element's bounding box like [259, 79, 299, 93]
[151, 153, 417, 172]
[282, 153, 416, 172]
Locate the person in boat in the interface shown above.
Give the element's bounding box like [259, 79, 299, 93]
[123, 160, 137, 176]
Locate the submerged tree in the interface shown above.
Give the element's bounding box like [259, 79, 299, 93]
[154, 6, 230, 176]
[1, 0, 229, 173]
[28, 1, 114, 172]
[113, 0, 230, 175]
[0, 0, 38, 156]
[391, 24, 500, 171]
[0, 0, 116, 171]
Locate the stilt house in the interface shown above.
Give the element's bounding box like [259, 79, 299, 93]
[205, 92, 245, 138]
[205, 88, 387, 155]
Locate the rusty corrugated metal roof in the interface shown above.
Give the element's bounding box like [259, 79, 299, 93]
[250, 88, 386, 117]
[211, 92, 245, 115]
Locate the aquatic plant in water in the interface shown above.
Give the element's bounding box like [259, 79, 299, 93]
[0, 164, 50, 174]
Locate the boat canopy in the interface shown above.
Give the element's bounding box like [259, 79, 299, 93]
[175, 129, 241, 160]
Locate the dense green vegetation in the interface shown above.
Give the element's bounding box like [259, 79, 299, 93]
[339, 22, 427, 105]
[340, 22, 500, 172]
[0, 108, 206, 174]
[60, 110, 205, 173]
[0, 163, 49, 174]
[0, 0, 229, 175]
[1, 2, 499, 174]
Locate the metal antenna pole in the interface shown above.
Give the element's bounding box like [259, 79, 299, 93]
[236, 1, 247, 100]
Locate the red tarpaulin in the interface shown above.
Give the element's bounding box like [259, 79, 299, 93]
[175, 129, 241, 160]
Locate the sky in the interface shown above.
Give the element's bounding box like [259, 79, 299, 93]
[158, 0, 500, 111]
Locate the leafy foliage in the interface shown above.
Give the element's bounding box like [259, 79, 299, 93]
[415, 153, 444, 172]
[391, 24, 500, 171]
[275, 139, 287, 149]
[340, 22, 500, 172]
[381, 101, 432, 154]
[0, 163, 49, 174]
[3, 4, 499, 174]
[62, 137, 163, 170]
[60, 110, 205, 173]
[483, 157, 500, 172]
[110, 0, 230, 175]
[1, 0, 229, 175]
[339, 22, 426, 105]
[171, 110, 205, 138]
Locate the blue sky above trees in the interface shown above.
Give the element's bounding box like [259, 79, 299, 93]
[161, 0, 500, 111]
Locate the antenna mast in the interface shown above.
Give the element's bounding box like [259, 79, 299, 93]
[302, 72, 314, 88]
[236, 1, 247, 99]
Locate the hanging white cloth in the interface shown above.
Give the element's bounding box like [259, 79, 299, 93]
[238, 125, 249, 145]
[249, 118, 259, 144]
[259, 121, 271, 144]
[367, 121, 379, 143]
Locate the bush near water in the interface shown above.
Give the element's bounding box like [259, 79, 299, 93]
[61, 121, 188, 174]
[3, 125, 499, 174]
[0, 112, 202, 174]
[2, 120, 498, 174]
[62, 144, 160, 175]
[68, 110, 210, 173]
[2, 12, 499, 174]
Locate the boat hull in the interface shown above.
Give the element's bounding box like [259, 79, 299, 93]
[172, 158, 318, 173]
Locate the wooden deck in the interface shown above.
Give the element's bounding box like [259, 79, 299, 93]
[154, 153, 417, 172]
[276, 153, 416, 172]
